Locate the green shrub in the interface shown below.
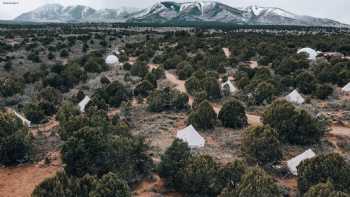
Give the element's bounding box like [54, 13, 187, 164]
[32, 172, 131, 197]
[147, 88, 189, 112]
[176, 155, 220, 196]
[130, 62, 148, 78]
[230, 167, 282, 197]
[185, 76, 202, 95]
[262, 100, 327, 144]
[185, 75, 222, 100]
[60, 49, 69, 58]
[218, 99, 247, 129]
[217, 160, 246, 189]
[295, 71, 316, 94]
[57, 101, 80, 124]
[62, 125, 153, 183]
[94, 81, 130, 108]
[0, 77, 24, 97]
[304, 181, 350, 197]
[144, 72, 157, 87]
[313, 84, 333, 100]
[0, 112, 32, 165]
[83, 56, 108, 73]
[254, 81, 278, 105]
[188, 100, 217, 130]
[123, 62, 132, 70]
[241, 125, 282, 164]
[23, 103, 47, 124]
[134, 80, 154, 97]
[202, 77, 222, 100]
[177, 64, 194, 80]
[298, 153, 350, 194]
[159, 139, 191, 187]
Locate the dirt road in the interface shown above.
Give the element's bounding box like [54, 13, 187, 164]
[165, 71, 194, 105]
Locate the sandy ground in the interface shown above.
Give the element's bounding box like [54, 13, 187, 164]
[134, 174, 181, 197]
[276, 177, 298, 192]
[330, 126, 350, 137]
[327, 134, 344, 154]
[165, 71, 194, 106]
[165, 71, 186, 93]
[108, 107, 121, 118]
[0, 152, 62, 197]
[147, 63, 159, 71]
[30, 118, 59, 137]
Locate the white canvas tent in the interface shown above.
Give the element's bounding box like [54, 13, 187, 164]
[13, 111, 31, 128]
[287, 149, 316, 175]
[78, 96, 91, 113]
[221, 80, 238, 94]
[297, 47, 318, 61]
[176, 125, 205, 148]
[114, 48, 121, 55]
[105, 55, 119, 65]
[285, 89, 305, 104]
[342, 82, 350, 92]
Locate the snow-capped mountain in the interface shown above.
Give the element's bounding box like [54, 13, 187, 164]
[15, 4, 65, 22]
[243, 5, 343, 26]
[130, 1, 247, 23]
[130, 2, 347, 27]
[83, 7, 142, 22]
[15, 4, 141, 23]
[14, 1, 348, 27]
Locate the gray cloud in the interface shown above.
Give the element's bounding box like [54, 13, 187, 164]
[0, 0, 349, 24]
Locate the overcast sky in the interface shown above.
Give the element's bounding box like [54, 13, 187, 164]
[1, 0, 350, 24]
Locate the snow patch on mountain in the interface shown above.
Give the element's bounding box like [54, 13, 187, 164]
[14, 1, 349, 27]
[250, 5, 264, 16]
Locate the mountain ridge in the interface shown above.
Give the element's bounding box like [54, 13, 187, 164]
[14, 1, 349, 27]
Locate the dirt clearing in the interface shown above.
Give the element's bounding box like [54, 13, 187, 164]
[0, 152, 62, 197]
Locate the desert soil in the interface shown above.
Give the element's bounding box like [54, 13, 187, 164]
[0, 152, 62, 197]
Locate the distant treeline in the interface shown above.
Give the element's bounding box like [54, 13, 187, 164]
[0, 21, 349, 33]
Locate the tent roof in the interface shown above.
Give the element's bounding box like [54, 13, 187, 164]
[286, 89, 305, 104]
[105, 55, 119, 65]
[342, 82, 350, 92]
[297, 47, 318, 60]
[78, 96, 91, 112]
[114, 49, 121, 55]
[176, 125, 205, 148]
[13, 111, 31, 127]
[287, 149, 316, 175]
[221, 80, 238, 94]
